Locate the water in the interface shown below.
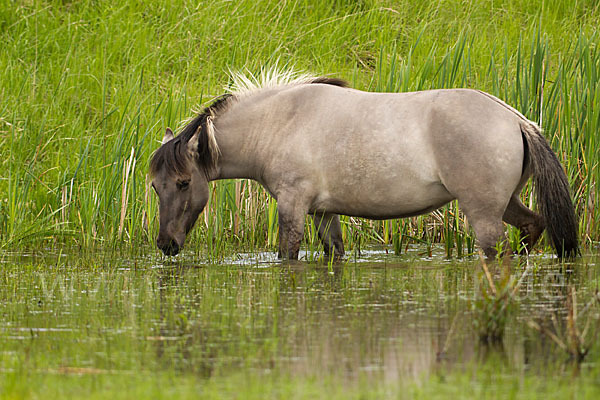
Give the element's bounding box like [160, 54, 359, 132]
[1, 246, 599, 397]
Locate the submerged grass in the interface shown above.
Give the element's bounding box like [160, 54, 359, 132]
[1, 0, 600, 257]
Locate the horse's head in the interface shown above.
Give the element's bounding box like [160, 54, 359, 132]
[150, 127, 212, 256]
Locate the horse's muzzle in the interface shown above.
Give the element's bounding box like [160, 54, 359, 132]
[157, 238, 180, 256]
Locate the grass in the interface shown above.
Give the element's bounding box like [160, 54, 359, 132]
[1, 0, 600, 258]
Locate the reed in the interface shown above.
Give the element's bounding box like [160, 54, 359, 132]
[473, 251, 534, 346]
[1, 0, 599, 257]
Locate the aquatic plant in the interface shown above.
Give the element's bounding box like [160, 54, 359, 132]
[527, 286, 600, 364]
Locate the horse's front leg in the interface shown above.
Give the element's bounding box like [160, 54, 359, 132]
[277, 198, 308, 260]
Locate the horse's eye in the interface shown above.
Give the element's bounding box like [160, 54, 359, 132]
[177, 180, 190, 190]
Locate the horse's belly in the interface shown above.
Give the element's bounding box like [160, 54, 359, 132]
[312, 179, 454, 219]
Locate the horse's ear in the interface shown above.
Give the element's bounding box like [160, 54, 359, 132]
[186, 127, 200, 158]
[162, 128, 174, 144]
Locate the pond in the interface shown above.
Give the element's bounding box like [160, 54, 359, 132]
[1, 246, 599, 399]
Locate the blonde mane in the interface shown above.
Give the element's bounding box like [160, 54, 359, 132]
[227, 68, 318, 98]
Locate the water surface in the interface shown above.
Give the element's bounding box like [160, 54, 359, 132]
[1, 247, 599, 397]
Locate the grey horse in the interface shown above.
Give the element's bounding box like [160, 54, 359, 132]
[149, 71, 578, 259]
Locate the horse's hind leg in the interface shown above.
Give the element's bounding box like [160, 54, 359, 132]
[468, 215, 506, 258]
[502, 195, 545, 254]
[312, 212, 345, 259]
[458, 199, 508, 258]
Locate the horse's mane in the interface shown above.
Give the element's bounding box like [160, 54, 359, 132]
[150, 70, 347, 177]
[228, 69, 347, 98]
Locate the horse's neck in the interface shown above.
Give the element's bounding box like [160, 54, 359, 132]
[209, 115, 264, 182]
[208, 89, 293, 183]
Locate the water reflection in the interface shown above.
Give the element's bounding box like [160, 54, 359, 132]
[0, 248, 598, 381]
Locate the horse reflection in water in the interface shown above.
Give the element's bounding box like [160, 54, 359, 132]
[149, 70, 578, 259]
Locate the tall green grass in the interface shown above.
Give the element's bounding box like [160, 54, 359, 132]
[1, 0, 599, 257]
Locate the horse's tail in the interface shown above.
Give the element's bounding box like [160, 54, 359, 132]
[520, 121, 578, 258]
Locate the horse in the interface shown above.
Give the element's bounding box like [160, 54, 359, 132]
[149, 71, 578, 260]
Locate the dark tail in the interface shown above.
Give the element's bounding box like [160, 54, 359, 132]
[520, 122, 579, 258]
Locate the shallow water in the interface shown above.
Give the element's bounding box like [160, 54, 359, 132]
[1, 246, 599, 395]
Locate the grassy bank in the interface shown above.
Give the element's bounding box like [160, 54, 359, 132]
[1, 0, 599, 256]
